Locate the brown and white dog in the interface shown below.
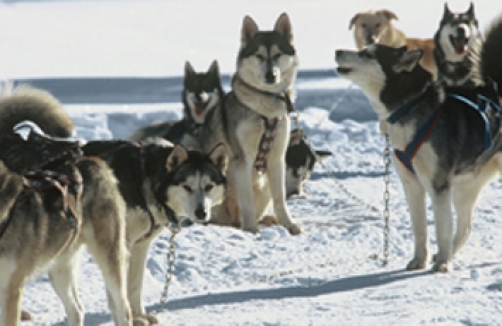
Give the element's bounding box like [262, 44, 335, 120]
[349, 9, 437, 80]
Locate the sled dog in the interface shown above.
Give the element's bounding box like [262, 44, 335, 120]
[349, 8, 437, 79]
[129, 60, 225, 149]
[285, 129, 332, 199]
[335, 11, 502, 272]
[433, 2, 481, 86]
[199, 13, 302, 234]
[0, 87, 132, 326]
[82, 138, 228, 324]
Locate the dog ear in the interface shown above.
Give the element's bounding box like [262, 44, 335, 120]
[184, 61, 195, 78]
[208, 143, 228, 174]
[380, 9, 399, 21]
[393, 49, 423, 73]
[349, 13, 360, 30]
[274, 12, 293, 44]
[289, 129, 303, 146]
[241, 15, 259, 48]
[166, 144, 189, 171]
[208, 60, 220, 76]
[315, 150, 332, 162]
[466, 2, 475, 17]
[442, 3, 453, 20]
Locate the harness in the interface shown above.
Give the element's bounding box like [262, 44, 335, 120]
[0, 170, 83, 240]
[387, 87, 501, 174]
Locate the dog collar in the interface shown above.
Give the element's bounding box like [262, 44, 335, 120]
[254, 117, 279, 172]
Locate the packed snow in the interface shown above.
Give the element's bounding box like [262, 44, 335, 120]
[1, 1, 502, 325]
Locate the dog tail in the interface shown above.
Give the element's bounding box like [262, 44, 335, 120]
[471, 12, 502, 94]
[0, 84, 74, 137]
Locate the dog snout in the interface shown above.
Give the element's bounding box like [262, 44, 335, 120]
[195, 205, 206, 220]
[265, 69, 277, 84]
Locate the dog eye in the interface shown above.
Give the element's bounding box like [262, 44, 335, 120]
[375, 23, 381, 28]
[361, 23, 367, 28]
[256, 54, 265, 61]
[183, 185, 193, 193]
[204, 184, 214, 192]
[272, 53, 281, 61]
[360, 50, 374, 59]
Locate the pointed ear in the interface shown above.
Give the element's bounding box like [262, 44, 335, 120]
[443, 3, 453, 19]
[166, 144, 188, 171]
[241, 15, 259, 48]
[185, 61, 195, 78]
[393, 50, 423, 73]
[208, 143, 228, 174]
[274, 12, 293, 44]
[289, 129, 303, 146]
[208, 60, 219, 76]
[380, 9, 398, 21]
[349, 13, 360, 30]
[467, 2, 475, 17]
[315, 150, 332, 161]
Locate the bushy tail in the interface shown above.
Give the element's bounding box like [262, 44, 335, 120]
[471, 13, 502, 94]
[0, 84, 74, 137]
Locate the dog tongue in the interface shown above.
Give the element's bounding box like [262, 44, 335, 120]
[195, 105, 205, 115]
[453, 37, 467, 55]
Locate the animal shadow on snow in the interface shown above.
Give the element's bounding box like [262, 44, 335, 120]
[146, 269, 429, 312]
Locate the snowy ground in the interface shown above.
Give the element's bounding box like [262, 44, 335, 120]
[3, 1, 502, 325]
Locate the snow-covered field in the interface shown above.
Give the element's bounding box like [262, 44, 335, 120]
[2, 1, 502, 325]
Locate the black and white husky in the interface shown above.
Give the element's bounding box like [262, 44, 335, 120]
[433, 2, 481, 86]
[335, 12, 502, 272]
[129, 60, 224, 149]
[83, 138, 227, 323]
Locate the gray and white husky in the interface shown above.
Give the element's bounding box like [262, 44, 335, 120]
[335, 11, 502, 272]
[433, 2, 481, 86]
[199, 13, 302, 234]
[82, 138, 228, 324]
[128, 60, 224, 149]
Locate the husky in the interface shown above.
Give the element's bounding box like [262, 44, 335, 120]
[198, 13, 302, 234]
[128, 60, 225, 149]
[335, 11, 502, 272]
[433, 2, 481, 86]
[0, 87, 133, 326]
[285, 129, 332, 199]
[82, 138, 228, 324]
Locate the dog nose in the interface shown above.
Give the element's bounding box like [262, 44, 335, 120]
[457, 26, 467, 38]
[335, 50, 344, 59]
[265, 70, 277, 84]
[195, 206, 206, 220]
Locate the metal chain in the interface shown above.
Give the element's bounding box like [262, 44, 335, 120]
[313, 82, 353, 129]
[155, 222, 182, 314]
[382, 134, 391, 266]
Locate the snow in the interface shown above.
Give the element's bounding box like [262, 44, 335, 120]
[2, 0, 502, 325]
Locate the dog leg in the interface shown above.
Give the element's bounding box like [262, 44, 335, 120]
[399, 171, 428, 270]
[431, 188, 454, 272]
[48, 250, 84, 326]
[234, 161, 259, 233]
[0, 281, 23, 326]
[128, 241, 159, 325]
[267, 159, 301, 234]
[86, 232, 132, 326]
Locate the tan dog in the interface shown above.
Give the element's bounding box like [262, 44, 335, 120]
[349, 9, 437, 80]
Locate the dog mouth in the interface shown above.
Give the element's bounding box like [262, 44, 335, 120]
[336, 66, 353, 75]
[193, 103, 207, 116]
[449, 35, 469, 55]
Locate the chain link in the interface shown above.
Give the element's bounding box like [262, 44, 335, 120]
[155, 222, 181, 315]
[382, 134, 391, 266]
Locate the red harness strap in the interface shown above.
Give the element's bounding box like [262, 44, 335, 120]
[254, 117, 279, 172]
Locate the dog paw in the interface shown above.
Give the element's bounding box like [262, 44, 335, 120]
[133, 314, 159, 326]
[286, 223, 302, 235]
[21, 309, 34, 321]
[406, 257, 428, 270]
[432, 260, 452, 273]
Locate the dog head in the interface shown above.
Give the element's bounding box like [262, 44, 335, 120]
[349, 9, 399, 49]
[183, 60, 224, 124]
[285, 130, 332, 199]
[435, 2, 479, 62]
[162, 143, 227, 224]
[335, 45, 429, 116]
[236, 12, 299, 93]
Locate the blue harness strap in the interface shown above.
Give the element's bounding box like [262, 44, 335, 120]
[446, 92, 501, 151]
[393, 107, 443, 174]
